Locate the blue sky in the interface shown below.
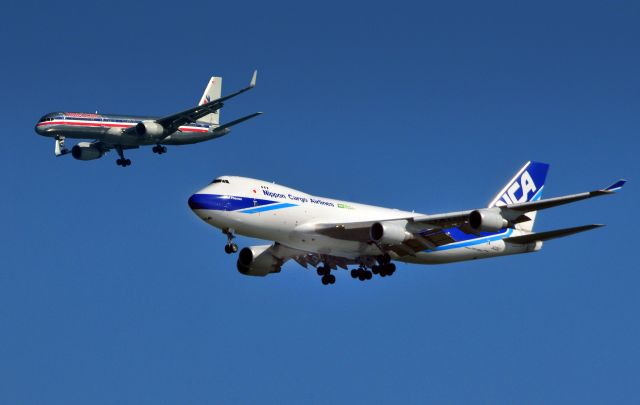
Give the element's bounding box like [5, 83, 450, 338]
[1, 1, 639, 403]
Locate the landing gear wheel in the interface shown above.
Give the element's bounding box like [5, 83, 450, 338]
[224, 243, 238, 254]
[380, 263, 396, 276]
[350, 269, 358, 278]
[321, 275, 331, 285]
[328, 274, 336, 284]
[371, 265, 380, 275]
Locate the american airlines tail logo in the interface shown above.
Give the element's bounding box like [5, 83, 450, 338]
[494, 171, 537, 206]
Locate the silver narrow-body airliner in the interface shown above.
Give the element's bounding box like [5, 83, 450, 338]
[35, 71, 260, 167]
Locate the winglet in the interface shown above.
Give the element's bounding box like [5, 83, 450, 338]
[250, 70, 257, 88]
[605, 179, 626, 192]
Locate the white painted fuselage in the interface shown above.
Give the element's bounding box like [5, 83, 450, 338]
[188, 176, 541, 265]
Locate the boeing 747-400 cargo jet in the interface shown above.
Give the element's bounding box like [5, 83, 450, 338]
[188, 161, 625, 285]
[35, 71, 260, 167]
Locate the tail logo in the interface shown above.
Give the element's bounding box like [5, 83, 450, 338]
[495, 171, 537, 206]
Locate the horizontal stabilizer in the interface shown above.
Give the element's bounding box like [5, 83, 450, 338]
[503, 224, 604, 244]
[214, 112, 262, 133]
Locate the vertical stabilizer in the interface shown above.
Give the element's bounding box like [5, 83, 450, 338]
[198, 76, 222, 125]
[488, 161, 550, 232]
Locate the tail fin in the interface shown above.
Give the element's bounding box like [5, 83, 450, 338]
[198, 76, 222, 125]
[488, 161, 550, 231]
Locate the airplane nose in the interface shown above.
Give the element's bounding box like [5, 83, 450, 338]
[188, 194, 198, 210]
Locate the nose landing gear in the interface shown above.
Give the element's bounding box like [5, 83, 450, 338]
[115, 145, 131, 167]
[223, 229, 238, 254]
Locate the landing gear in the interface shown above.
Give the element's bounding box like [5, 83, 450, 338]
[115, 146, 131, 167]
[54, 135, 69, 156]
[351, 266, 373, 281]
[152, 145, 167, 154]
[374, 254, 396, 277]
[317, 264, 336, 285]
[377, 262, 396, 277]
[350, 256, 396, 282]
[224, 243, 238, 254]
[223, 229, 238, 254]
[321, 274, 336, 285]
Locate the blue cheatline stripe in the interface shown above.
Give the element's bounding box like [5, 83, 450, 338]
[239, 202, 298, 214]
[424, 229, 514, 252]
[188, 194, 281, 211]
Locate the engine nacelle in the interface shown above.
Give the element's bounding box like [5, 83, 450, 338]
[135, 121, 165, 139]
[469, 208, 509, 232]
[71, 142, 104, 160]
[370, 221, 411, 244]
[236, 245, 282, 277]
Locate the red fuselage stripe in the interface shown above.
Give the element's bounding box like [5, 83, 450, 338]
[37, 121, 209, 133]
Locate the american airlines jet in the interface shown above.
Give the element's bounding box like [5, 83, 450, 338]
[188, 162, 625, 285]
[35, 71, 260, 167]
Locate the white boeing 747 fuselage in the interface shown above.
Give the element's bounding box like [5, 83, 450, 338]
[189, 176, 538, 265]
[188, 162, 624, 285]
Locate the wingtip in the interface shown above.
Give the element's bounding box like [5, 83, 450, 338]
[250, 70, 258, 87]
[605, 179, 627, 192]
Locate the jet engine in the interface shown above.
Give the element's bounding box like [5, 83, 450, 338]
[370, 221, 412, 245]
[71, 142, 104, 160]
[135, 121, 165, 139]
[236, 245, 282, 277]
[469, 208, 509, 232]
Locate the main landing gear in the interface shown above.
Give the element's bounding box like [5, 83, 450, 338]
[316, 265, 336, 285]
[372, 254, 396, 277]
[223, 229, 238, 254]
[350, 255, 396, 281]
[350, 266, 373, 281]
[152, 144, 167, 154]
[115, 146, 131, 167]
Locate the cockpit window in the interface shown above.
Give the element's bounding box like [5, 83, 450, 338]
[210, 179, 230, 184]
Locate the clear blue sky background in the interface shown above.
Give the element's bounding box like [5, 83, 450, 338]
[1, 1, 638, 403]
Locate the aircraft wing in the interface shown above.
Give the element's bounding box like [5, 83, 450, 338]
[138, 70, 258, 134]
[312, 179, 626, 255]
[75, 141, 139, 153]
[251, 243, 372, 274]
[410, 179, 627, 228]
